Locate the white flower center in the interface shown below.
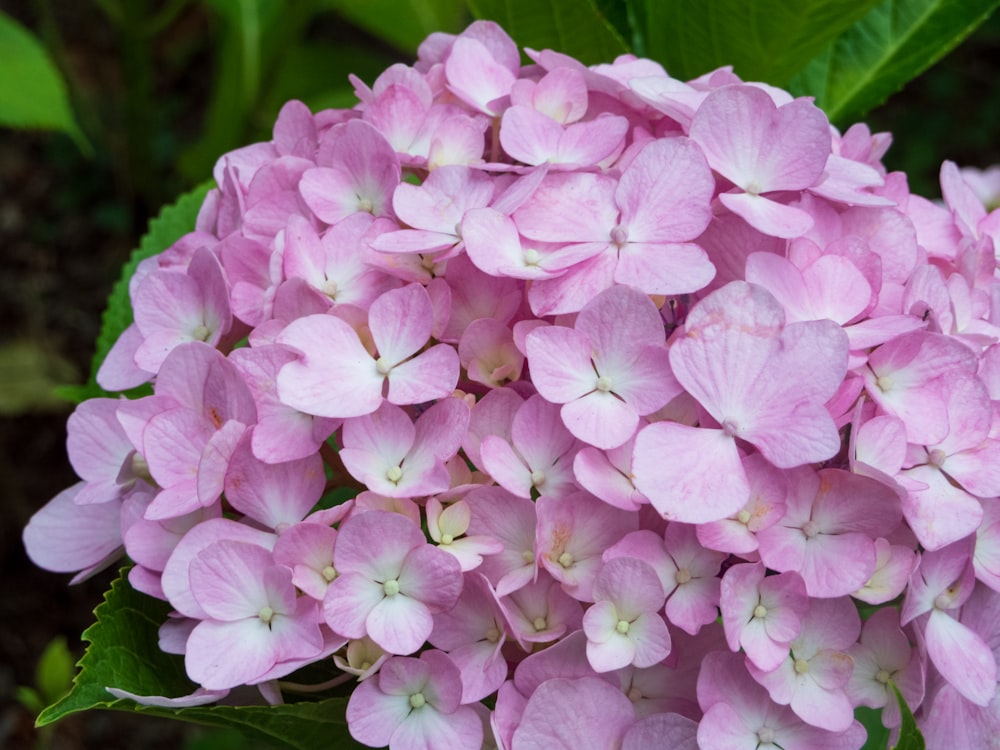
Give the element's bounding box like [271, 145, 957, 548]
[386, 465, 403, 484]
[753, 604, 768, 619]
[258, 606, 274, 624]
[616, 619, 630, 635]
[322, 565, 337, 582]
[130, 452, 150, 480]
[595, 375, 613, 392]
[409, 692, 426, 709]
[383, 579, 400, 596]
[610, 224, 628, 247]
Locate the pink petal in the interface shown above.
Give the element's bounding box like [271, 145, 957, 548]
[366, 594, 434, 654]
[720, 191, 815, 238]
[386, 343, 460, 405]
[23, 483, 123, 575]
[276, 314, 383, 418]
[926, 608, 997, 706]
[617, 137, 714, 242]
[511, 677, 635, 750]
[632, 422, 749, 523]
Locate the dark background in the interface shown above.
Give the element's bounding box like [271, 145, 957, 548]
[2, 3, 1000, 748]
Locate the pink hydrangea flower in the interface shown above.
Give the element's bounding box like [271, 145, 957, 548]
[323, 510, 463, 655]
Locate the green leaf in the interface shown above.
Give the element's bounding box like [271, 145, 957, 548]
[35, 636, 76, 706]
[0, 340, 78, 414]
[856, 706, 892, 750]
[0, 10, 89, 150]
[466, 0, 629, 65]
[37, 569, 195, 724]
[320, 0, 469, 54]
[641, 0, 882, 85]
[15, 686, 44, 715]
[37, 570, 355, 750]
[891, 683, 926, 750]
[58, 181, 214, 404]
[789, 0, 1000, 125]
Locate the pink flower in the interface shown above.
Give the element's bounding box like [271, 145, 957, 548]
[346, 649, 483, 750]
[633, 281, 848, 523]
[511, 676, 637, 749]
[185, 539, 323, 689]
[720, 562, 808, 673]
[689, 85, 831, 238]
[526, 285, 680, 449]
[339, 398, 469, 498]
[275, 282, 459, 418]
[299, 120, 400, 224]
[582, 556, 671, 672]
[323, 510, 463, 654]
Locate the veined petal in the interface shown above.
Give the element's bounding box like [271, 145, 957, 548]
[633, 423, 749, 523]
[276, 314, 382, 418]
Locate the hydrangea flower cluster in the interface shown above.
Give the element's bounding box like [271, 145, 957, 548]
[25, 19, 1000, 749]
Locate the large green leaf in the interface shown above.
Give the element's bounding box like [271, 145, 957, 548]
[56, 181, 214, 404]
[36, 570, 356, 750]
[321, 0, 469, 54]
[466, 0, 629, 65]
[790, 0, 1000, 125]
[36, 569, 195, 722]
[0, 10, 88, 150]
[640, 0, 882, 85]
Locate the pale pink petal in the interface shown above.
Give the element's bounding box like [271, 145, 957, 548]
[632, 422, 749, 523]
[525, 326, 599, 403]
[560, 391, 638, 450]
[511, 677, 635, 750]
[276, 314, 382, 418]
[386, 343, 460, 405]
[926, 608, 997, 706]
[23, 483, 123, 575]
[366, 594, 433, 654]
[185, 618, 277, 689]
[323, 571, 386, 638]
[720, 191, 815, 238]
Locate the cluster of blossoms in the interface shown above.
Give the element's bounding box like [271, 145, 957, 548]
[25, 20, 1000, 749]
